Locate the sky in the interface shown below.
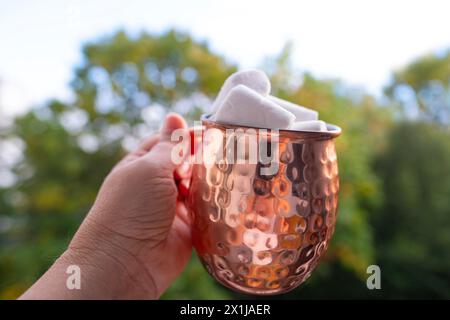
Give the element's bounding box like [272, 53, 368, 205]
[0, 0, 449, 117]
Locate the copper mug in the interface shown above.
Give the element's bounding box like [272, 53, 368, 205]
[186, 115, 341, 295]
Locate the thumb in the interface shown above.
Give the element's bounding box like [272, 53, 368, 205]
[144, 113, 188, 170]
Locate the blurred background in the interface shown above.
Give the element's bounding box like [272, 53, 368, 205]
[1, 0, 450, 299]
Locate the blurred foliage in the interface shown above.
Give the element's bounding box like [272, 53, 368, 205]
[372, 122, 450, 298]
[376, 50, 450, 298]
[385, 50, 450, 124]
[1, 29, 449, 299]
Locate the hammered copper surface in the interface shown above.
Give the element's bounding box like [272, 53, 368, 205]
[187, 117, 341, 295]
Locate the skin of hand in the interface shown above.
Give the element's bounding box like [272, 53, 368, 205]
[20, 113, 193, 299]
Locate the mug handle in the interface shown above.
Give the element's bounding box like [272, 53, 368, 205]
[174, 126, 202, 202]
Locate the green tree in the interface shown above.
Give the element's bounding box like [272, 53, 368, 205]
[373, 122, 450, 298]
[371, 49, 450, 298]
[385, 50, 450, 125]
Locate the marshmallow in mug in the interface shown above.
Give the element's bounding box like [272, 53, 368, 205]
[211, 69, 271, 117]
[290, 120, 327, 131]
[214, 84, 295, 129]
[211, 69, 327, 132]
[268, 95, 318, 122]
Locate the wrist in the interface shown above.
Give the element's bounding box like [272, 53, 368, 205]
[63, 216, 159, 299]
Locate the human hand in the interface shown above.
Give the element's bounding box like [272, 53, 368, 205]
[21, 113, 193, 299]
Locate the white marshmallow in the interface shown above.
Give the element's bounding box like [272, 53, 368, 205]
[268, 96, 318, 121]
[215, 85, 295, 129]
[289, 120, 327, 131]
[211, 69, 271, 116]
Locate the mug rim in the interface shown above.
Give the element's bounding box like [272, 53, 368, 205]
[201, 114, 342, 140]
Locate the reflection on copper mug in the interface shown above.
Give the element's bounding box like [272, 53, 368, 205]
[187, 115, 342, 295]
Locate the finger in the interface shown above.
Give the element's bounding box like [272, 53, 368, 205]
[117, 134, 160, 167]
[160, 113, 188, 141]
[135, 134, 160, 154]
[172, 214, 192, 247]
[176, 178, 190, 201]
[175, 201, 191, 229]
[174, 161, 191, 180]
[144, 113, 189, 170]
